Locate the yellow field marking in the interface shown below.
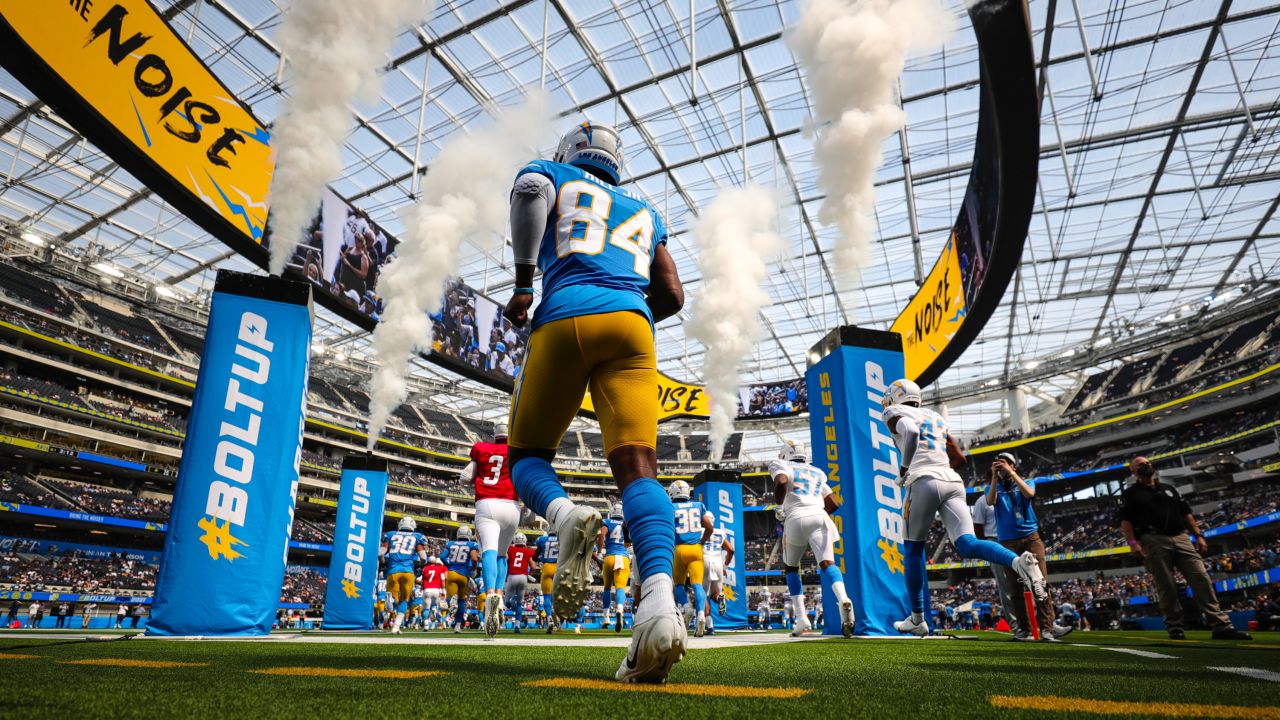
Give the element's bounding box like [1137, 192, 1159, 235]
[61, 659, 207, 668]
[990, 695, 1280, 719]
[524, 677, 811, 699]
[0, 653, 38, 660]
[251, 667, 446, 679]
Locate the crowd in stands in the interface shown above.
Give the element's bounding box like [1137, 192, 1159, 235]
[0, 472, 71, 509]
[739, 379, 808, 417]
[0, 367, 183, 434]
[280, 567, 328, 605]
[49, 480, 169, 522]
[0, 549, 156, 594]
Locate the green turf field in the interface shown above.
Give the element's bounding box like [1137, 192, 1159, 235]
[0, 630, 1276, 719]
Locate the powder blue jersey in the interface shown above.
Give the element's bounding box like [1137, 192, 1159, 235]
[534, 534, 560, 564]
[443, 539, 479, 574]
[515, 160, 668, 330]
[672, 500, 710, 546]
[382, 531, 426, 575]
[602, 517, 629, 556]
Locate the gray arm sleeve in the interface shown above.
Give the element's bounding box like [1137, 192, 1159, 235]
[510, 173, 554, 266]
[896, 416, 920, 466]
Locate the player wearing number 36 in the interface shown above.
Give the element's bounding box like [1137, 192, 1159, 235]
[460, 422, 519, 638]
[503, 121, 687, 683]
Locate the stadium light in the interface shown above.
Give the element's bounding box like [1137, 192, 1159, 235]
[92, 261, 124, 278]
[20, 230, 44, 246]
[154, 284, 178, 298]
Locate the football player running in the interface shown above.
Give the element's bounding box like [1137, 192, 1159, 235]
[533, 529, 560, 633]
[443, 526, 481, 633]
[505, 533, 537, 633]
[421, 556, 448, 630]
[701, 524, 734, 635]
[380, 517, 428, 634]
[461, 422, 520, 639]
[668, 480, 713, 638]
[598, 502, 631, 632]
[503, 121, 687, 682]
[770, 441, 855, 638]
[881, 379, 1047, 637]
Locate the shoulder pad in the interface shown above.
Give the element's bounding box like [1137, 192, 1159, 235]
[767, 459, 791, 477]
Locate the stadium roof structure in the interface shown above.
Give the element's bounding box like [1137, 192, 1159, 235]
[1, 0, 1277, 445]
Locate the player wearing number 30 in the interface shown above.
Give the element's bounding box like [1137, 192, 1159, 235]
[380, 517, 428, 634]
[880, 379, 1047, 637]
[504, 121, 686, 683]
[461, 422, 519, 638]
[770, 441, 855, 638]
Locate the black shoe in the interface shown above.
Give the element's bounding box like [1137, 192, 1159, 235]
[1212, 628, 1253, 641]
[1167, 628, 1186, 640]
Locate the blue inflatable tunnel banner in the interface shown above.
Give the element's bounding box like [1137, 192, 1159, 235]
[322, 456, 389, 630]
[149, 271, 313, 636]
[693, 473, 747, 629]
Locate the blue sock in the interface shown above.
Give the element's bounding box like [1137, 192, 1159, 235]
[482, 550, 499, 597]
[602, 587, 612, 611]
[454, 599, 466, 625]
[674, 583, 688, 607]
[511, 456, 568, 519]
[785, 569, 803, 597]
[693, 583, 707, 613]
[954, 533, 1018, 567]
[621, 478, 675, 581]
[398, 601, 408, 614]
[820, 564, 845, 592]
[904, 540, 928, 614]
[497, 557, 508, 591]
[542, 594, 553, 619]
[615, 588, 626, 611]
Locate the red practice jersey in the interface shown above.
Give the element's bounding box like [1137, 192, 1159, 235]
[421, 563, 447, 590]
[471, 441, 515, 502]
[507, 545, 536, 577]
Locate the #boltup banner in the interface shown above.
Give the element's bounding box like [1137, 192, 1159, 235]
[806, 327, 910, 636]
[148, 271, 312, 636]
[693, 478, 747, 629]
[322, 456, 389, 630]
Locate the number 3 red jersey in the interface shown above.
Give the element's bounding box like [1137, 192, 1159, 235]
[471, 441, 515, 501]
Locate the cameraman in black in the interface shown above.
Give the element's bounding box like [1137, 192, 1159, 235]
[1118, 455, 1251, 640]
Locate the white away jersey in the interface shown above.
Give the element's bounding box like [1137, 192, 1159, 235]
[768, 458, 832, 521]
[881, 404, 962, 485]
[703, 527, 727, 560]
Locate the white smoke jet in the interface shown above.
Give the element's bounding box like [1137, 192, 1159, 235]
[789, 0, 954, 279]
[686, 184, 783, 460]
[365, 95, 551, 448]
[267, 0, 429, 276]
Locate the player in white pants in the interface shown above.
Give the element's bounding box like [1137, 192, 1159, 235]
[771, 440, 856, 638]
[463, 423, 520, 638]
[756, 588, 772, 630]
[880, 379, 1047, 637]
[701, 527, 734, 635]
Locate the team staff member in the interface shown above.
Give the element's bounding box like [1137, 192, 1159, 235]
[1119, 456, 1252, 641]
[984, 453, 1071, 641]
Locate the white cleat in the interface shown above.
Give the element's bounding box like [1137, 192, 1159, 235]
[615, 609, 687, 684]
[681, 604, 695, 629]
[452, 622, 462, 634]
[840, 600, 855, 638]
[484, 595, 502, 639]
[694, 613, 706, 638]
[894, 615, 929, 637]
[1013, 551, 1048, 602]
[790, 616, 811, 637]
[553, 506, 603, 619]
[1048, 623, 1074, 640]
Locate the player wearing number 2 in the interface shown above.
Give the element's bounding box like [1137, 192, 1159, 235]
[504, 121, 686, 682]
[461, 422, 519, 639]
[880, 378, 1047, 637]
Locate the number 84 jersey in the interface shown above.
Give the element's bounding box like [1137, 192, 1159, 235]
[470, 441, 515, 502]
[517, 160, 669, 331]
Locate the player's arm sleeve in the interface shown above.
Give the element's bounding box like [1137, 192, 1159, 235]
[509, 172, 554, 266]
[894, 415, 920, 467]
[459, 461, 476, 483]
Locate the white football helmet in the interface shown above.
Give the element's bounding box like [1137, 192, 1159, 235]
[609, 502, 624, 519]
[667, 480, 691, 501]
[554, 121, 624, 184]
[457, 525, 473, 540]
[513, 533, 528, 546]
[881, 378, 922, 409]
[778, 439, 806, 463]
[493, 422, 508, 440]
[398, 516, 416, 532]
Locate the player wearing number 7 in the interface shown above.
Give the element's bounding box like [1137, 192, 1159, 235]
[880, 379, 1047, 637]
[504, 121, 686, 683]
[460, 422, 520, 639]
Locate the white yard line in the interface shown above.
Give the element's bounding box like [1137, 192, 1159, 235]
[1067, 643, 1178, 659]
[1207, 666, 1280, 683]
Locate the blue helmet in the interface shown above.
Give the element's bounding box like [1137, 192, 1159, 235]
[554, 121, 623, 184]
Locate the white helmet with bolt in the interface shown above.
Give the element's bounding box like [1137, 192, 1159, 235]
[554, 121, 624, 184]
[667, 480, 691, 501]
[457, 525, 473, 540]
[881, 378, 922, 409]
[398, 516, 416, 532]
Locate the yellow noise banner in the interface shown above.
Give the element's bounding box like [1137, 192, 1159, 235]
[582, 373, 710, 422]
[890, 234, 967, 383]
[0, 0, 273, 243]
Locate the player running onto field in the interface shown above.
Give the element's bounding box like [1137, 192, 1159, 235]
[533, 529, 560, 633]
[380, 517, 427, 634]
[443, 526, 481, 633]
[503, 121, 687, 682]
[506, 533, 536, 633]
[421, 556, 447, 630]
[461, 422, 520, 638]
[598, 502, 631, 632]
[667, 480, 713, 638]
[701, 523, 733, 635]
[880, 379, 1047, 637]
[770, 440, 856, 638]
